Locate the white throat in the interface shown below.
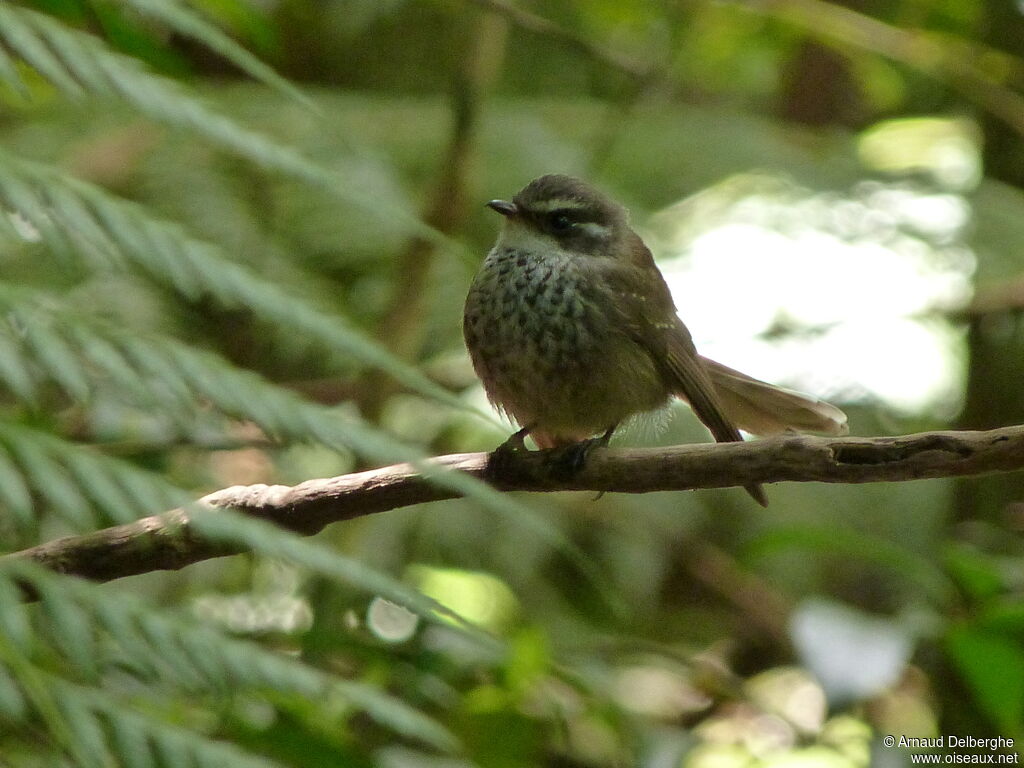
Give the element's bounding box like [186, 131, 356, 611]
[495, 220, 561, 253]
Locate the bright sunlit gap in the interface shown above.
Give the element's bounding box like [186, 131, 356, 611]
[407, 564, 519, 631]
[648, 118, 979, 419]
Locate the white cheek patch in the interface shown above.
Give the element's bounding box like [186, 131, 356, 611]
[494, 218, 611, 253]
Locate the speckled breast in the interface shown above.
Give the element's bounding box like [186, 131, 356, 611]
[463, 247, 667, 437]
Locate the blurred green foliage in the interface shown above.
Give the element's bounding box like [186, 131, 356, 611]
[1, 0, 1023, 766]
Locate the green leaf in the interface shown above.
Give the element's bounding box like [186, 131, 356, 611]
[118, 0, 315, 109]
[976, 600, 1024, 636]
[0, 419, 189, 528]
[0, 4, 431, 238]
[331, 678, 460, 753]
[136, 614, 207, 691]
[744, 525, 954, 607]
[71, 327, 154, 404]
[108, 714, 157, 768]
[0, 40, 29, 97]
[189, 507, 503, 654]
[35, 577, 99, 679]
[945, 624, 1024, 736]
[152, 732, 194, 768]
[58, 693, 113, 768]
[0, 442, 35, 530]
[0, 151, 468, 414]
[60, 450, 147, 525]
[1, 430, 95, 529]
[21, 315, 93, 402]
[944, 542, 1005, 600]
[0, 325, 39, 406]
[0, 662, 27, 721]
[0, 6, 86, 96]
[0, 289, 592, 598]
[0, 574, 33, 654]
[60, 681, 286, 768]
[6, 562, 461, 751]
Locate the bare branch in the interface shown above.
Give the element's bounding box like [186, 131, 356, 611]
[5, 425, 1024, 585]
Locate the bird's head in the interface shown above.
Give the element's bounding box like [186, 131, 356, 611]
[487, 174, 630, 259]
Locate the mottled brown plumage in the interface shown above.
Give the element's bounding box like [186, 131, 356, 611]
[464, 175, 847, 506]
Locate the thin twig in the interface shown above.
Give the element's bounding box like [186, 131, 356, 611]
[4, 425, 1024, 585]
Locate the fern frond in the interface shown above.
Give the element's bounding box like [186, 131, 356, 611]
[0, 661, 26, 720]
[1, 280, 421, 447]
[33, 575, 99, 678]
[0, 420, 190, 531]
[0, 444, 34, 529]
[52, 680, 288, 768]
[0, 625, 80, 762]
[0, 388, 506, 654]
[0, 287, 604, 600]
[0, 326, 37, 406]
[21, 314, 93, 403]
[0, 150, 467, 413]
[0, 6, 86, 96]
[0, 563, 460, 751]
[186, 507, 501, 654]
[116, 0, 316, 109]
[0, 302, 534, 668]
[0, 4, 429, 236]
[2, 429, 97, 530]
[0, 575, 32, 654]
[55, 684, 113, 768]
[0, 443, 35, 532]
[0, 34, 29, 98]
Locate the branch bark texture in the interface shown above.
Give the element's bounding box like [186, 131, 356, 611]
[5, 426, 1024, 584]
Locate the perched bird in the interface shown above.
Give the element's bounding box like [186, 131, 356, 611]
[463, 174, 848, 505]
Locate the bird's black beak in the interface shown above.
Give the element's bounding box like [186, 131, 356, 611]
[486, 199, 518, 217]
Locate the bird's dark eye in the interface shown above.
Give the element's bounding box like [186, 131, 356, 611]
[548, 212, 574, 233]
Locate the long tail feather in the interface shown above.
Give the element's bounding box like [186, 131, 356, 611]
[700, 358, 848, 437]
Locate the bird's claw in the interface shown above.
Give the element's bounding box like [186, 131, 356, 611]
[487, 427, 531, 478]
[548, 436, 605, 479]
[488, 426, 614, 490]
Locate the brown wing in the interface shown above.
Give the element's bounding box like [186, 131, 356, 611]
[600, 234, 766, 506]
[662, 321, 744, 445]
[600, 234, 739, 441]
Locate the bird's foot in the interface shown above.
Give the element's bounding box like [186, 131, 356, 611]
[547, 426, 616, 480]
[548, 437, 603, 478]
[487, 426, 532, 479]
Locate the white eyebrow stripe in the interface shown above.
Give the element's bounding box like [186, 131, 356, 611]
[527, 198, 588, 213]
[577, 222, 611, 239]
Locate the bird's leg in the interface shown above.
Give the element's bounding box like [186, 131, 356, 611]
[487, 424, 534, 478]
[497, 425, 532, 453]
[550, 424, 617, 478]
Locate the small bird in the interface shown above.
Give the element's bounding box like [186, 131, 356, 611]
[463, 175, 847, 506]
